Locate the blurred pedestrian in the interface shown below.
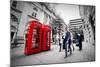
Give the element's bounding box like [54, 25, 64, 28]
[68, 32, 75, 52]
[59, 35, 62, 52]
[63, 27, 72, 58]
[77, 32, 83, 51]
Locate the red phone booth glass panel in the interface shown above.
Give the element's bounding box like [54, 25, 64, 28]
[42, 25, 51, 51]
[24, 21, 42, 55]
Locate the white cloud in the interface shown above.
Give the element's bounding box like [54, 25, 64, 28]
[55, 4, 81, 25]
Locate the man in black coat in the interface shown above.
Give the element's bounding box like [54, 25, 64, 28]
[63, 28, 72, 58]
[77, 32, 83, 51]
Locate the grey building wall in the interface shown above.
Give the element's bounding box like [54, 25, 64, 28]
[10, 1, 57, 45]
[79, 5, 95, 45]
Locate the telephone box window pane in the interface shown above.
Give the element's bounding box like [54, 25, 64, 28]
[36, 28, 39, 48]
[32, 28, 40, 48]
[46, 32, 50, 47]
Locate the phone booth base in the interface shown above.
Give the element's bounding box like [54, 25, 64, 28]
[24, 21, 42, 55]
[42, 25, 51, 51]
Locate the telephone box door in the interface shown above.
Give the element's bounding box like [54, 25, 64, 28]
[42, 25, 51, 51]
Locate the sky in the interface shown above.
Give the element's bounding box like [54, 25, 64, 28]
[55, 3, 81, 25]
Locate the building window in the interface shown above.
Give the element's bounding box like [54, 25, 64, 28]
[11, 14, 18, 22]
[12, 1, 17, 8]
[32, 12, 37, 18]
[11, 32, 15, 41]
[45, 14, 48, 23]
[89, 35, 91, 37]
[33, 7, 38, 12]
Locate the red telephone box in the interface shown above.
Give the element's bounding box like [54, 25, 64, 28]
[42, 25, 51, 51]
[24, 21, 42, 55]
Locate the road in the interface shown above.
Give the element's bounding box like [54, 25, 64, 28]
[11, 42, 95, 66]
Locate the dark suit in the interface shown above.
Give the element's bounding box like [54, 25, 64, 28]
[63, 31, 72, 57]
[77, 34, 83, 50]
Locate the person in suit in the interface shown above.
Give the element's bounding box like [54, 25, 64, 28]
[63, 27, 72, 58]
[59, 34, 62, 52]
[68, 31, 75, 52]
[77, 32, 83, 51]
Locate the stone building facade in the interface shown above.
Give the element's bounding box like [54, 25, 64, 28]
[79, 5, 95, 45]
[69, 18, 84, 42]
[10, 0, 57, 46]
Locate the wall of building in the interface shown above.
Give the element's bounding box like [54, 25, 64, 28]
[79, 5, 95, 45]
[11, 1, 23, 43]
[10, 1, 57, 45]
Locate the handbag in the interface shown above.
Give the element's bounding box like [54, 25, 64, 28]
[76, 42, 79, 47]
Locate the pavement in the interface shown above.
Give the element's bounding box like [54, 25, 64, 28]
[11, 42, 95, 66]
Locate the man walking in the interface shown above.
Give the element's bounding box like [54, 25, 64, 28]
[63, 28, 72, 58]
[77, 31, 83, 51]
